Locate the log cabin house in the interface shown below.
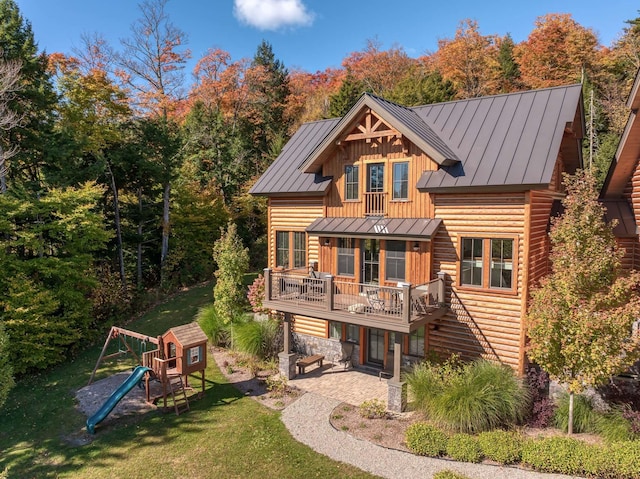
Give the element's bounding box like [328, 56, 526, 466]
[250, 85, 585, 411]
[600, 70, 640, 271]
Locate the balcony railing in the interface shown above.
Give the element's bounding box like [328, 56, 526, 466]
[263, 268, 446, 325]
[364, 192, 387, 216]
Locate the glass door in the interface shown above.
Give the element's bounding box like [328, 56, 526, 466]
[361, 239, 380, 284]
[367, 328, 385, 365]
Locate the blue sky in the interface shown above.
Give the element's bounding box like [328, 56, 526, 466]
[14, 0, 640, 75]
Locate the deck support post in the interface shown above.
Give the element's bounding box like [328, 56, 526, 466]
[264, 268, 272, 300]
[387, 332, 406, 412]
[326, 275, 334, 311]
[279, 312, 297, 379]
[437, 271, 446, 306]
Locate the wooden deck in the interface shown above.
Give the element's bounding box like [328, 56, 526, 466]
[263, 269, 447, 333]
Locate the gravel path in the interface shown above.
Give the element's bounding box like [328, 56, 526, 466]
[281, 393, 581, 479]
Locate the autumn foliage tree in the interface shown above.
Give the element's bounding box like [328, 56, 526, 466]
[526, 170, 640, 434]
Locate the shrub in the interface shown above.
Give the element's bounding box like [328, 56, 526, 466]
[232, 318, 280, 359]
[597, 406, 640, 443]
[213, 222, 249, 324]
[477, 430, 523, 464]
[405, 357, 458, 413]
[433, 471, 471, 479]
[247, 274, 270, 315]
[405, 423, 448, 457]
[521, 436, 591, 475]
[525, 366, 556, 428]
[196, 303, 230, 346]
[429, 360, 530, 433]
[446, 433, 482, 463]
[265, 375, 288, 398]
[359, 399, 387, 419]
[553, 393, 598, 434]
[605, 441, 640, 479]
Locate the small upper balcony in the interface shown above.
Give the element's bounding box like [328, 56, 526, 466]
[262, 268, 447, 333]
[364, 192, 387, 216]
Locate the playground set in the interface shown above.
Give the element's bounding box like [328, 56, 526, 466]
[86, 322, 208, 434]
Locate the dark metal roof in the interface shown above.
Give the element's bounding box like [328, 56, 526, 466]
[306, 217, 441, 240]
[249, 118, 338, 196]
[416, 84, 583, 192]
[602, 200, 638, 238]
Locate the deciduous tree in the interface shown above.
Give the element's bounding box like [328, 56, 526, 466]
[212, 222, 249, 324]
[526, 170, 640, 434]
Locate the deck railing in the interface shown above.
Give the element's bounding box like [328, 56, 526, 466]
[364, 192, 387, 216]
[263, 268, 445, 324]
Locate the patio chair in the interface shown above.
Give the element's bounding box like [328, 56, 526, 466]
[336, 341, 354, 370]
[365, 288, 386, 312]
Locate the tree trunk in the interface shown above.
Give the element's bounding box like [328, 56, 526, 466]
[568, 391, 574, 435]
[0, 145, 6, 194]
[137, 188, 143, 288]
[106, 163, 126, 291]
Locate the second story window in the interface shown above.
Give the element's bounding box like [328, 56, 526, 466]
[460, 237, 515, 291]
[345, 165, 359, 200]
[385, 240, 406, 281]
[276, 231, 306, 269]
[392, 162, 409, 200]
[276, 231, 289, 268]
[367, 163, 385, 192]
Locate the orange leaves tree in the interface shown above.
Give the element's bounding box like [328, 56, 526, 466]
[432, 19, 501, 98]
[515, 13, 599, 89]
[526, 170, 640, 434]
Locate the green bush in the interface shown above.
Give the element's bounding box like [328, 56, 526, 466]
[232, 318, 280, 359]
[553, 393, 598, 434]
[359, 398, 387, 419]
[597, 406, 640, 443]
[433, 471, 471, 479]
[521, 436, 592, 475]
[446, 433, 482, 463]
[404, 357, 454, 412]
[196, 303, 230, 346]
[429, 360, 530, 433]
[477, 430, 523, 464]
[405, 422, 448, 457]
[604, 441, 640, 479]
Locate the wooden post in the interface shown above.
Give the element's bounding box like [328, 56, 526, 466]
[283, 312, 292, 354]
[437, 271, 446, 306]
[88, 326, 116, 385]
[264, 268, 272, 301]
[326, 275, 334, 311]
[402, 284, 411, 323]
[393, 332, 403, 381]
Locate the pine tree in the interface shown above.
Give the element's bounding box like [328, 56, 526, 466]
[328, 72, 367, 117]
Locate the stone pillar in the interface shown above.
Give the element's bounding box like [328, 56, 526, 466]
[387, 380, 407, 412]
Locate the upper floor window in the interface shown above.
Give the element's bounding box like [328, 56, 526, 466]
[460, 237, 515, 291]
[337, 237, 355, 276]
[367, 163, 384, 192]
[276, 231, 306, 269]
[392, 162, 409, 200]
[345, 165, 359, 200]
[385, 240, 406, 281]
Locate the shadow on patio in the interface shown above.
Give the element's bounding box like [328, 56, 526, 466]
[289, 362, 388, 407]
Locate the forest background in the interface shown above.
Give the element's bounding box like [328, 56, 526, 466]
[0, 0, 638, 391]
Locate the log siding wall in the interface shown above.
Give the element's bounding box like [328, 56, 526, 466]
[623, 157, 640, 270]
[431, 193, 526, 370]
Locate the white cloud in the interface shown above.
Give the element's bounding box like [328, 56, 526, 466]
[234, 0, 314, 31]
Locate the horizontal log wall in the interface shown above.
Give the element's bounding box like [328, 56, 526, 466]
[623, 157, 640, 270]
[527, 191, 554, 289]
[268, 197, 324, 269]
[431, 193, 526, 370]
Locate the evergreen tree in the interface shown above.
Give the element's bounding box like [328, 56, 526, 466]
[497, 34, 521, 92]
[212, 222, 249, 324]
[0, 321, 14, 407]
[328, 72, 367, 117]
[387, 69, 456, 107]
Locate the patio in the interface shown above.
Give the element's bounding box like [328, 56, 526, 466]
[289, 361, 388, 406]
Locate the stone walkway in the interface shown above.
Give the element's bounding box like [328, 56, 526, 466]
[281, 393, 581, 479]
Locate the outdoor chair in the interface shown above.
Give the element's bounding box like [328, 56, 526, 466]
[336, 341, 354, 370]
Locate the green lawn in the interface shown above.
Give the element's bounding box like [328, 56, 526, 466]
[0, 283, 375, 479]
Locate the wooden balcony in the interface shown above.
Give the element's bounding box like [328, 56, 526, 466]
[262, 269, 447, 334]
[364, 192, 387, 216]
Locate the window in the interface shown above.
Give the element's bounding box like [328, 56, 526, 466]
[329, 321, 341, 339]
[187, 346, 202, 365]
[392, 162, 409, 200]
[460, 237, 515, 290]
[293, 232, 306, 268]
[367, 163, 385, 192]
[345, 165, 359, 200]
[337, 238, 355, 276]
[461, 238, 483, 286]
[346, 324, 359, 343]
[276, 231, 306, 269]
[409, 327, 425, 356]
[490, 239, 513, 289]
[385, 240, 406, 281]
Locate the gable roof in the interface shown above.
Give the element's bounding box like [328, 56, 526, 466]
[250, 84, 584, 196]
[601, 69, 640, 199]
[299, 93, 459, 174]
[163, 322, 208, 348]
[416, 84, 584, 192]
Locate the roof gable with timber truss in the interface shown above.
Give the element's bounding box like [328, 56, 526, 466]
[249, 84, 585, 196]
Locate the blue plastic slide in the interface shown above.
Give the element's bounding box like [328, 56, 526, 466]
[86, 365, 151, 434]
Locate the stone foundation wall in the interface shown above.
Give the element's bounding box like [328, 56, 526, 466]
[292, 333, 361, 367]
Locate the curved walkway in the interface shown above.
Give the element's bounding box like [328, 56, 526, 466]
[281, 393, 581, 479]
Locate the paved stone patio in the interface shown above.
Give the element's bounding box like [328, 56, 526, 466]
[289, 361, 388, 406]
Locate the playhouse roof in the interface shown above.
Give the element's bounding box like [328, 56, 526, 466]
[163, 322, 208, 348]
